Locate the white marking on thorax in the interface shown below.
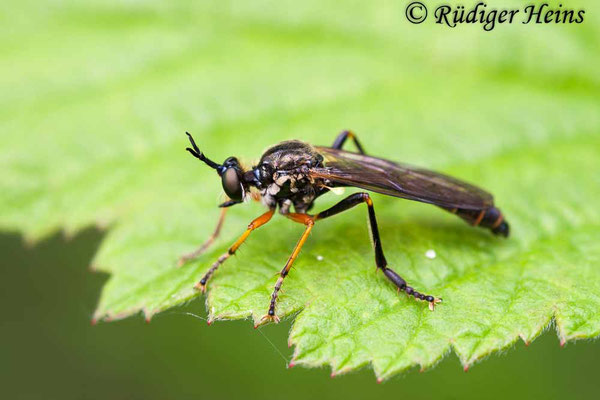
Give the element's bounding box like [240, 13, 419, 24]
[267, 182, 281, 196]
[274, 174, 290, 186]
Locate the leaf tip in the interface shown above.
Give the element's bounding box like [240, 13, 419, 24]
[94, 217, 111, 231]
[62, 229, 75, 241]
[143, 308, 156, 323]
[519, 333, 530, 346]
[22, 235, 37, 249]
[92, 310, 105, 324]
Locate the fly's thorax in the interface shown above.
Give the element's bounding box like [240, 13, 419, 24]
[259, 140, 324, 171]
[259, 168, 321, 213]
[260, 169, 310, 197]
[254, 140, 325, 212]
[259, 180, 283, 209]
[261, 190, 277, 209]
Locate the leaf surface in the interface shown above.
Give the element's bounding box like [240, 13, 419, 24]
[2, 0, 599, 380]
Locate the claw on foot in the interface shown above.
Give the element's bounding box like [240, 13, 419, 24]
[259, 313, 280, 325]
[193, 281, 206, 293]
[428, 297, 443, 311]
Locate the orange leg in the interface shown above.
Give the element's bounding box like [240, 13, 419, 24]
[178, 208, 228, 267]
[261, 213, 314, 324]
[194, 208, 275, 292]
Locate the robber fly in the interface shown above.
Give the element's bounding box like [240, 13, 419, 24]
[180, 131, 509, 324]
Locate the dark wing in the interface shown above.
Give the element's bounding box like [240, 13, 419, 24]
[311, 147, 493, 210]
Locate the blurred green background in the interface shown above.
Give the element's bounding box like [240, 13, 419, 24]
[2, 0, 599, 398]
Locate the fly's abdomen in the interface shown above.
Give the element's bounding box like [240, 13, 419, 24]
[444, 206, 510, 237]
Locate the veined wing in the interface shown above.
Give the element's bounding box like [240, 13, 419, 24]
[311, 147, 494, 210]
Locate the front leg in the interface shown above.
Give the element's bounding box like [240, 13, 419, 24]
[178, 199, 243, 266]
[194, 208, 275, 292]
[178, 208, 228, 266]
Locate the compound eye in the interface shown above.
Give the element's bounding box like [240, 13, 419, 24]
[222, 167, 243, 202]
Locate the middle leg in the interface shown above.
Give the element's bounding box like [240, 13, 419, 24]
[261, 213, 314, 324]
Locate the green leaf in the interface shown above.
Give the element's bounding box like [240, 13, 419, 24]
[2, 1, 599, 380]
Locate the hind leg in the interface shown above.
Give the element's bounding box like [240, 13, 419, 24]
[331, 130, 366, 154]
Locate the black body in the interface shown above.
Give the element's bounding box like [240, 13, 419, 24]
[182, 130, 509, 323]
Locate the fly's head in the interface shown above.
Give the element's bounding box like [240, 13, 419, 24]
[218, 156, 246, 202]
[185, 132, 256, 205]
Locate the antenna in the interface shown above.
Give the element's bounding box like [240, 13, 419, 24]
[185, 132, 222, 171]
